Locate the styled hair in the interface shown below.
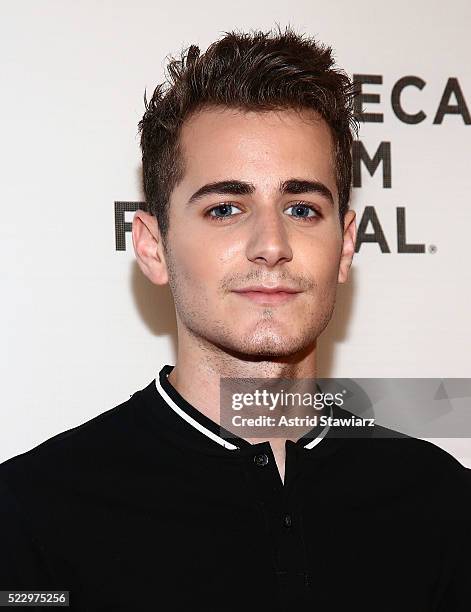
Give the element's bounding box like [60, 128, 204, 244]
[138, 24, 358, 243]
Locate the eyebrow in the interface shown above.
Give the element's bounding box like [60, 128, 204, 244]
[186, 178, 335, 208]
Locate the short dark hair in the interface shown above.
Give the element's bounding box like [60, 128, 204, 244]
[138, 24, 358, 243]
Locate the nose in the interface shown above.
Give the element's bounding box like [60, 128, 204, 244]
[245, 206, 293, 267]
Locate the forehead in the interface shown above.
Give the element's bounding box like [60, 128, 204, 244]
[177, 105, 337, 196]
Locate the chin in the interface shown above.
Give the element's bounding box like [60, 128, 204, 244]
[223, 332, 313, 358]
[202, 317, 321, 357]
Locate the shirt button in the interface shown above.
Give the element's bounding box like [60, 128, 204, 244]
[283, 514, 292, 528]
[253, 453, 269, 467]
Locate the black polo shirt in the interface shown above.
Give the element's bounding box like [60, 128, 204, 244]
[1, 364, 470, 611]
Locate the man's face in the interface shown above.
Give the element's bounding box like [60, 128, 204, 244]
[159, 105, 354, 357]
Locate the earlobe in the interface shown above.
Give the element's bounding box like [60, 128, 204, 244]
[337, 210, 356, 284]
[132, 210, 169, 286]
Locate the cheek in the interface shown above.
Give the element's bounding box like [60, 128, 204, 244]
[217, 237, 245, 266]
[301, 232, 342, 279]
[170, 233, 224, 292]
[177, 225, 243, 269]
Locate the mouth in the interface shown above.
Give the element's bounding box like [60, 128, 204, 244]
[232, 289, 302, 306]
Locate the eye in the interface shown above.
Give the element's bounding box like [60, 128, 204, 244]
[206, 203, 243, 221]
[284, 202, 321, 221]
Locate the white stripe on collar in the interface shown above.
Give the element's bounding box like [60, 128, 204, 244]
[303, 410, 332, 448]
[155, 371, 332, 451]
[155, 373, 239, 450]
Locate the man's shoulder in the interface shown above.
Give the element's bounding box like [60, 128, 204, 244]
[332, 406, 471, 497]
[361, 420, 471, 499]
[372, 419, 466, 464]
[0, 383, 150, 489]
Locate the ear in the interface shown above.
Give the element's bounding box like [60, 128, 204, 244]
[338, 209, 356, 284]
[132, 210, 169, 285]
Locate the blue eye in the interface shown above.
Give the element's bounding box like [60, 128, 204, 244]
[285, 203, 320, 220]
[207, 203, 243, 220]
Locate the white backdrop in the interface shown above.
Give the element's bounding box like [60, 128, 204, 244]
[1, 0, 470, 465]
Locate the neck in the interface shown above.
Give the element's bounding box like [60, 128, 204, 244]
[167, 324, 318, 434]
[166, 325, 321, 485]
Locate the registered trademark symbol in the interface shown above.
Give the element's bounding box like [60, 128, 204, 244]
[428, 244, 437, 254]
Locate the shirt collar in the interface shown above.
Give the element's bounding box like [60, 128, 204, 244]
[155, 364, 333, 452]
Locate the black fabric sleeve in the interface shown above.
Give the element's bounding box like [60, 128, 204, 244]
[436, 468, 471, 611]
[0, 478, 58, 591]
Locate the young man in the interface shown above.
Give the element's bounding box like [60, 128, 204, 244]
[1, 26, 470, 611]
